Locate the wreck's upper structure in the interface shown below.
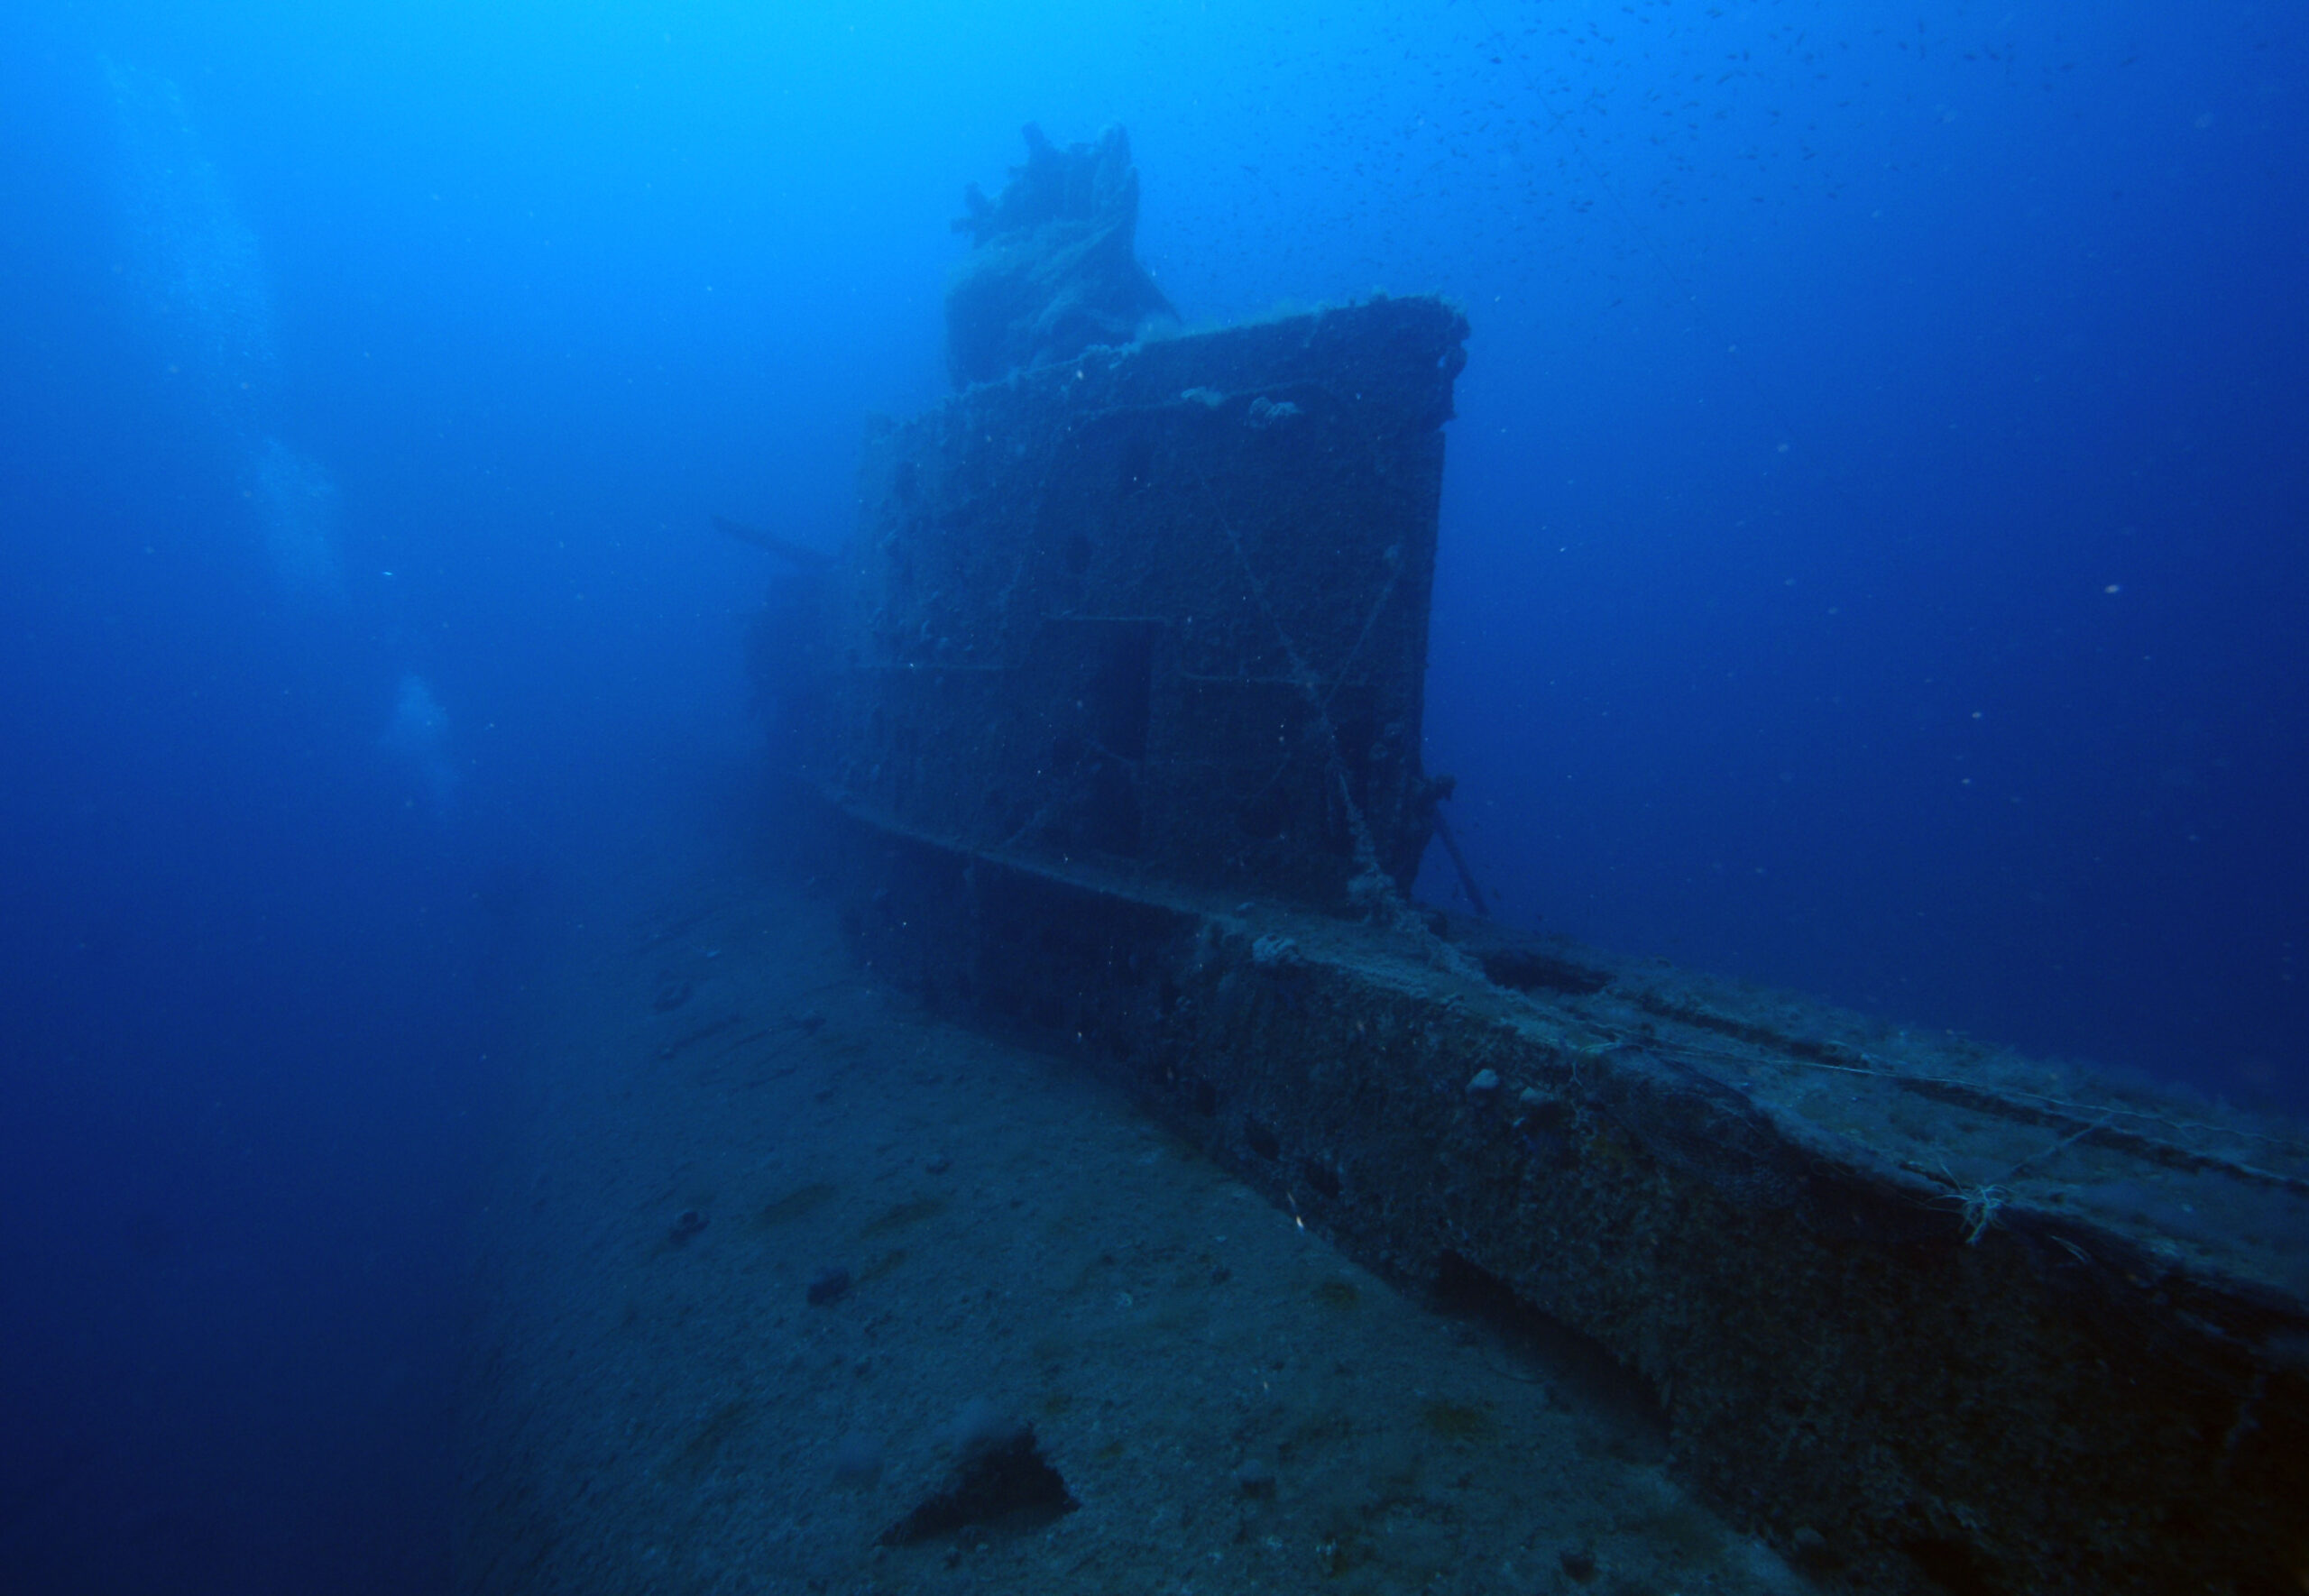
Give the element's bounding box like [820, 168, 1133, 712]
[944, 124, 1180, 390]
[823, 294, 1467, 913]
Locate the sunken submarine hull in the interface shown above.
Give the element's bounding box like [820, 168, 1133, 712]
[768, 297, 2309, 1595]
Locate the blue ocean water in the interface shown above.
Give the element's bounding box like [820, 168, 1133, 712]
[0, 2, 2300, 1590]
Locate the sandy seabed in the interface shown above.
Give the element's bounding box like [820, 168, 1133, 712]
[455, 818, 1807, 1596]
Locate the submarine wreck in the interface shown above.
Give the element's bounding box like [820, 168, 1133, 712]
[743, 126, 2309, 1595]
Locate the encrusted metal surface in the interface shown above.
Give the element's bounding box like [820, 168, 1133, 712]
[835, 821, 2309, 1596]
[820, 297, 1467, 911]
